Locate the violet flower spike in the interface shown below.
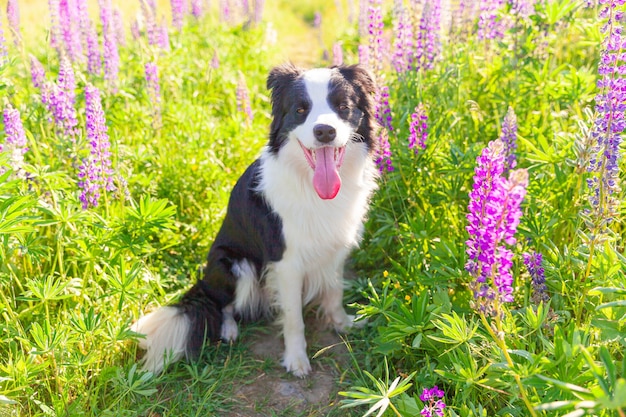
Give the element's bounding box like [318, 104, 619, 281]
[236, 72, 254, 125]
[375, 131, 394, 174]
[0, 12, 7, 65]
[7, 0, 22, 46]
[59, 0, 83, 62]
[392, 5, 413, 74]
[500, 106, 518, 173]
[367, 4, 384, 76]
[374, 86, 393, 133]
[78, 84, 116, 209]
[586, 0, 625, 235]
[332, 42, 343, 66]
[99, 0, 120, 92]
[466, 140, 528, 315]
[145, 61, 161, 107]
[1, 104, 29, 179]
[45, 58, 79, 138]
[48, 0, 61, 50]
[523, 250, 549, 304]
[408, 104, 428, 153]
[30, 55, 46, 89]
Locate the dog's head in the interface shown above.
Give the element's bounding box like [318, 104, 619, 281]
[266, 64, 377, 200]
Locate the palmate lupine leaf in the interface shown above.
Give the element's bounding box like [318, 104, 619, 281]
[340, 365, 416, 417]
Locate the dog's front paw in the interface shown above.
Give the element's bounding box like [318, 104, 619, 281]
[282, 349, 311, 378]
[331, 313, 368, 333]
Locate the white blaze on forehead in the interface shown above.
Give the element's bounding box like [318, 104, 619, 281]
[302, 68, 332, 106]
[293, 68, 352, 149]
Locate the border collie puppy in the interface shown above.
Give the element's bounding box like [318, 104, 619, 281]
[132, 63, 379, 377]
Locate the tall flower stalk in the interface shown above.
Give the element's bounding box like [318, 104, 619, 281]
[466, 139, 535, 416]
[500, 106, 518, 174]
[367, 1, 385, 76]
[145, 61, 161, 127]
[99, 0, 120, 91]
[77, 84, 116, 209]
[43, 57, 79, 138]
[1, 104, 29, 179]
[236, 72, 253, 125]
[408, 103, 428, 153]
[7, 0, 21, 46]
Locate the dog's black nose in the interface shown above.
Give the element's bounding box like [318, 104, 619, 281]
[313, 124, 336, 143]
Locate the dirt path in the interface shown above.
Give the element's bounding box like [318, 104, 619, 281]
[225, 316, 353, 417]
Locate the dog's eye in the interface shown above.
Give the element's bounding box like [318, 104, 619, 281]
[339, 104, 350, 111]
[296, 108, 305, 114]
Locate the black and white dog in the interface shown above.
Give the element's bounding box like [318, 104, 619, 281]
[132, 64, 379, 377]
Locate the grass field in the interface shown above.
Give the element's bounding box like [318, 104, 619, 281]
[1, 0, 625, 416]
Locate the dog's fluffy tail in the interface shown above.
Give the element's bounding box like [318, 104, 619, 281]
[132, 281, 227, 374]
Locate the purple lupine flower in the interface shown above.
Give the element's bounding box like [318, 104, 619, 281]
[139, 0, 157, 45]
[76, 0, 89, 42]
[332, 42, 343, 66]
[358, 44, 369, 68]
[210, 50, 220, 69]
[586, 0, 626, 233]
[0, 12, 7, 65]
[158, 20, 170, 51]
[466, 140, 528, 315]
[454, 0, 479, 34]
[7, 0, 21, 46]
[85, 19, 102, 75]
[1, 104, 29, 178]
[48, 0, 61, 50]
[358, 0, 368, 37]
[313, 11, 322, 28]
[375, 131, 393, 173]
[477, 0, 506, 40]
[408, 104, 428, 153]
[392, 5, 413, 74]
[367, 3, 385, 75]
[500, 106, 518, 173]
[113, 9, 126, 48]
[220, 0, 231, 23]
[171, 0, 186, 30]
[253, 0, 264, 24]
[59, 0, 83, 62]
[99, 0, 120, 91]
[145, 61, 160, 106]
[375, 85, 393, 132]
[30, 55, 46, 88]
[509, 0, 536, 18]
[130, 19, 141, 40]
[523, 250, 549, 304]
[236, 72, 254, 124]
[414, 0, 442, 72]
[77, 84, 115, 209]
[44, 57, 79, 137]
[419, 386, 446, 417]
[191, 0, 204, 18]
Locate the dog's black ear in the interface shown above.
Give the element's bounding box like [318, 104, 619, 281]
[266, 63, 302, 93]
[337, 64, 379, 152]
[266, 64, 302, 153]
[336, 64, 377, 97]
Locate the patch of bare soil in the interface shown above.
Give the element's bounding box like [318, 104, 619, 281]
[225, 317, 352, 417]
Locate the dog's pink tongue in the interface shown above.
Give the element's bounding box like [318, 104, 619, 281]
[313, 147, 341, 200]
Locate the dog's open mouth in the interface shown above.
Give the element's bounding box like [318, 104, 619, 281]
[298, 142, 346, 200]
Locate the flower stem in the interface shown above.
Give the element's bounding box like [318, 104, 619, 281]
[480, 313, 538, 417]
